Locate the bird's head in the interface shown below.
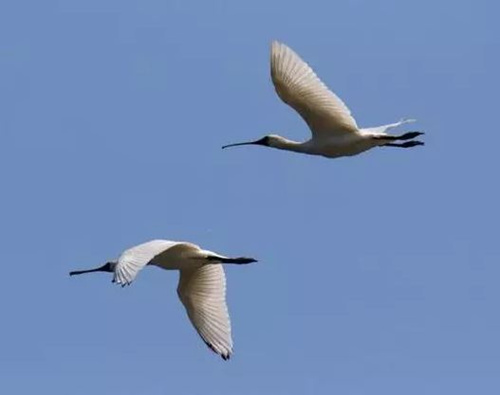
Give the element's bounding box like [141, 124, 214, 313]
[222, 134, 285, 149]
[105, 261, 118, 271]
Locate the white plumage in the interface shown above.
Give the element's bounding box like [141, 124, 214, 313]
[178, 264, 231, 358]
[70, 240, 257, 360]
[223, 41, 424, 158]
[272, 41, 358, 137]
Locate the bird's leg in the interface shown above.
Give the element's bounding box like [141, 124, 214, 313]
[206, 255, 258, 264]
[393, 131, 424, 141]
[383, 141, 424, 148]
[372, 131, 424, 142]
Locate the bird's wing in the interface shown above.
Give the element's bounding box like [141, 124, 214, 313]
[271, 41, 358, 138]
[113, 240, 179, 286]
[177, 264, 232, 360]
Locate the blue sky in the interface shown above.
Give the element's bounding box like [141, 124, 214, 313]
[0, 0, 499, 393]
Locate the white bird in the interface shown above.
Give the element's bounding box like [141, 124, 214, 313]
[69, 239, 257, 360]
[222, 41, 424, 158]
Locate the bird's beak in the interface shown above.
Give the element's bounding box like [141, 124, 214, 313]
[69, 262, 112, 276]
[222, 137, 268, 149]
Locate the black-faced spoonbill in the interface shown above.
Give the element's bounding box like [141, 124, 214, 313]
[222, 41, 424, 158]
[69, 239, 257, 360]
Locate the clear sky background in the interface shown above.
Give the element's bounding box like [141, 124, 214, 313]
[0, 0, 499, 394]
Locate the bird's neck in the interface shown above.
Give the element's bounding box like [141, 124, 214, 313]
[271, 137, 310, 153]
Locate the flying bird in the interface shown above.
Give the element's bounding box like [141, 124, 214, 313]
[222, 41, 424, 158]
[69, 239, 257, 360]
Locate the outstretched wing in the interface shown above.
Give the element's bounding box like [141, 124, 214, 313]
[113, 239, 179, 286]
[271, 41, 358, 138]
[177, 264, 232, 360]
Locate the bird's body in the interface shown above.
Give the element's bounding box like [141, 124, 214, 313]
[260, 133, 391, 158]
[222, 41, 424, 158]
[70, 239, 257, 360]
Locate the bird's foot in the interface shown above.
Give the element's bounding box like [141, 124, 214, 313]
[398, 131, 425, 140]
[400, 140, 424, 148]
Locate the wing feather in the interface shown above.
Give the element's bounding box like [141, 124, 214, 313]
[271, 41, 358, 138]
[177, 265, 232, 360]
[113, 240, 179, 286]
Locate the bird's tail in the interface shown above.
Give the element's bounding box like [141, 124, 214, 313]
[361, 118, 416, 135]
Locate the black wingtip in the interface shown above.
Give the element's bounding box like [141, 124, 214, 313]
[204, 340, 232, 361]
